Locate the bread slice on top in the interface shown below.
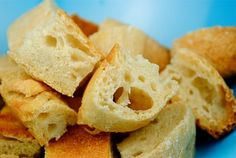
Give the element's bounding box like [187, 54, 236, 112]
[45, 125, 112, 158]
[0, 106, 40, 157]
[117, 102, 196, 158]
[78, 44, 178, 132]
[8, 0, 101, 96]
[161, 48, 236, 138]
[90, 19, 170, 71]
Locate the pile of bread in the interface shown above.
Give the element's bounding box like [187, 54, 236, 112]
[0, 0, 236, 157]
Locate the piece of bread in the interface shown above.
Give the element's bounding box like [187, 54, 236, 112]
[173, 26, 236, 77]
[8, 0, 101, 96]
[161, 48, 236, 138]
[71, 15, 98, 36]
[90, 19, 170, 71]
[45, 125, 112, 158]
[77, 44, 178, 132]
[0, 106, 40, 157]
[0, 56, 18, 80]
[117, 101, 196, 158]
[0, 60, 77, 145]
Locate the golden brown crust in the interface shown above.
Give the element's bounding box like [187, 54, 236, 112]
[173, 26, 236, 77]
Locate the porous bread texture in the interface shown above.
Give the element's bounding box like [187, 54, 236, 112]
[173, 26, 236, 77]
[0, 65, 77, 145]
[161, 48, 236, 138]
[45, 125, 112, 158]
[8, 0, 101, 96]
[90, 19, 170, 71]
[78, 44, 178, 132]
[117, 102, 196, 158]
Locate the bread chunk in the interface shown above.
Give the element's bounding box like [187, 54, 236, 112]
[161, 48, 236, 138]
[78, 44, 178, 132]
[8, 0, 101, 96]
[90, 19, 170, 71]
[117, 102, 196, 158]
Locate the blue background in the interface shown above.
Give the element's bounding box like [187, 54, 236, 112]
[0, 0, 236, 157]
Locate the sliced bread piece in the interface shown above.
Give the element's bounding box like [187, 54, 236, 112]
[90, 19, 170, 71]
[161, 48, 236, 138]
[77, 44, 178, 132]
[8, 0, 101, 96]
[0, 106, 40, 157]
[173, 26, 236, 77]
[0, 60, 77, 145]
[117, 102, 196, 158]
[45, 125, 112, 158]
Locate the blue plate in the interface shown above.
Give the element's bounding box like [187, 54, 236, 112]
[0, 1, 235, 157]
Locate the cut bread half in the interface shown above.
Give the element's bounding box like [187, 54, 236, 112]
[45, 125, 112, 158]
[77, 44, 178, 132]
[0, 59, 77, 145]
[173, 26, 236, 77]
[0, 106, 40, 157]
[161, 48, 236, 138]
[90, 19, 170, 71]
[117, 102, 196, 158]
[8, 0, 101, 96]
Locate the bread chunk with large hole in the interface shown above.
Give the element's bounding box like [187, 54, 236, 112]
[0, 60, 77, 145]
[117, 102, 196, 158]
[173, 27, 236, 77]
[0, 106, 41, 157]
[90, 19, 170, 71]
[8, 0, 101, 96]
[161, 48, 236, 138]
[77, 44, 178, 132]
[45, 125, 112, 158]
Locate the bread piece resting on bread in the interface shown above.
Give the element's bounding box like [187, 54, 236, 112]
[8, 0, 101, 96]
[161, 48, 236, 138]
[78, 44, 178, 132]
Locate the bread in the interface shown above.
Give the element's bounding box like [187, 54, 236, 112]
[117, 101, 196, 158]
[71, 15, 98, 36]
[173, 26, 236, 77]
[0, 106, 40, 157]
[0, 56, 18, 80]
[45, 125, 112, 158]
[0, 61, 77, 145]
[90, 19, 170, 71]
[77, 44, 178, 132]
[8, 0, 101, 96]
[161, 48, 236, 138]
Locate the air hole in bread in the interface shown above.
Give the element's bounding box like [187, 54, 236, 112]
[66, 34, 89, 54]
[113, 87, 124, 103]
[45, 35, 57, 47]
[38, 112, 49, 120]
[48, 123, 57, 134]
[151, 82, 157, 91]
[138, 76, 145, 82]
[67, 25, 74, 32]
[181, 66, 196, 78]
[132, 151, 143, 157]
[124, 72, 132, 82]
[128, 87, 153, 110]
[71, 53, 82, 62]
[203, 105, 209, 113]
[189, 89, 193, 95]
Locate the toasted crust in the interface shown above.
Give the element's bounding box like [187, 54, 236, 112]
[161, 48, 236, 138]
[90, 19, 170, 71]
[45, 125, 112, 158]
[173, 26, 236, 77]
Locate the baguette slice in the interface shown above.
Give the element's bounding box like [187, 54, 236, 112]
[45, 125, 112, 158]
[0, 106, 40, 157]
[78, 44, 178, 132]
[117, 102, 196, 158]
[173, 26, 236, 77]
[161, 48, 236, 138]
[0, 58, 77, 145]
[90, 19, 170, 71]
[8, 0, 101, 96]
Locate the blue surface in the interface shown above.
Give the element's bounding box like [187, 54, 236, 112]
[0, 0, 236, 157]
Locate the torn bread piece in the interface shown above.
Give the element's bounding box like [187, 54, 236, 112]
[45, 125, 112, 158]
[90, 19, 170, 71]
[161, 48, 236, 138]
[0, 106, 40, 157]
[8, 0, 101, 96]
[117, 102, 196, 158]
[78, 44, 178, 132]
[173, 26, 236, 77]
[0, 59, 77, 145]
